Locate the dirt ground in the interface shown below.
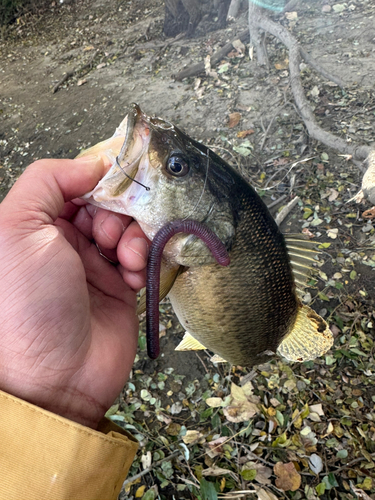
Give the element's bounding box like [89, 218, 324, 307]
[1, 0, 375, 499]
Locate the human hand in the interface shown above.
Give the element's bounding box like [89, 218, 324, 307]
[0, 155, 149, 429]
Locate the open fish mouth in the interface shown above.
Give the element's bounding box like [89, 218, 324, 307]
[82, 104, 156, 214]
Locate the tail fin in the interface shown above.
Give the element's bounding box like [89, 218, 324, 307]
[277, 303, 333, 362]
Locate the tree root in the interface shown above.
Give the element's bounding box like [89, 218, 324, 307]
[255, 14, 371, 161]
[174, 13, 372, 163]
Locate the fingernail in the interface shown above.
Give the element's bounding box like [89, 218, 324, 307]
[86, 204, 98, 217]
[74, 154, 101, 163]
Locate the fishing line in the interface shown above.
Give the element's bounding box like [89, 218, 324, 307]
[115, 156, 150, 191]
[182, 148, 211, 222]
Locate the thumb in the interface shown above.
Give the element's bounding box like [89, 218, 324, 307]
[0, 155, 106, 224]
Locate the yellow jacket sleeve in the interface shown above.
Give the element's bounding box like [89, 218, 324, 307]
[0, 390, 139, 500]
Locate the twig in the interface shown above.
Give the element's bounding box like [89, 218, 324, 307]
[52, 50, 99, 93]
[174, 29, 249, 81]
[122, 449, 181, 488]
[195, 352, 209, 374]
[275, 195, 300, 225]
[121, 428, 217, 489]
[260, 103, 289, 151]
[267, 195, 287, 209]
[331, 456, 370, 475]
[300, 47, 344, 88]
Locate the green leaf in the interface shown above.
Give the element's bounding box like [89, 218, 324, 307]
[336, 449, 348, 459]
[200, 478, 218, 500]
[275, 410, 284, 427]
[218, 63, 230, 73]
[141, 490, 156, 500]
[241, 469, 257, 481]
[105, 404, 119, 417]
[318, 292, 330, 302]
[316, 482, 326, 495]
[350, 270, 357, 280]
[138, 335, 147, 351]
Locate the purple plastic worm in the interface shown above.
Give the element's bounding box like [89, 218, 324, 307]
[146, 219, 230, 360]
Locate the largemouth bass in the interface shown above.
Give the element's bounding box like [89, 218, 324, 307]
[82, 104, 333, 367]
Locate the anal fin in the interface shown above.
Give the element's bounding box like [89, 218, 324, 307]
[175, 332, 207, 351]
[277, 304, 333, 362]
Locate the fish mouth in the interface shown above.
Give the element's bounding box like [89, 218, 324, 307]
[83, 104, 155, 212]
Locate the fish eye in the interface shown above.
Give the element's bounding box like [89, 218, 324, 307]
[166, 155, 189, 177]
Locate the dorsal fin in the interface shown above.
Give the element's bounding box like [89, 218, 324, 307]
[284, 234, 320, 293]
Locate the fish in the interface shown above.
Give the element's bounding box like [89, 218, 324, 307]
[81, 103, 333, 367]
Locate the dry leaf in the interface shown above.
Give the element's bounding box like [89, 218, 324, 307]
[223, 400, 258, 422]
[232, 39, 246, 54]
[141, 451, 152, 469]
[135, 485, 146, 498]
[202, 466, 237, 480]
[237, 129, 255, 138]
[275, 58, 289, 70]
[182, 430, 203, 444]
[274, 462, 301, 491]
[206, 436, 227, 457]
[327, 228, 338, 239]
[328, 188, 339, 201]
[309, 404, 324, 416]
[206, 397, 224, 407]
[228, 112, 241, 128]
[256, 487, 279, 500]
[244, 462, 272, 485]
[285, 11, 298, 20]
[77, 78, 87, 86]
[83, 45, 95, 51]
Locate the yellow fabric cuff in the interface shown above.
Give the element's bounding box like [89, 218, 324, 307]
[0, 390, 138, 500]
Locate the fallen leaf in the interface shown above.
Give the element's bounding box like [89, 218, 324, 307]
[275, 58, 289, 70]
[182, 430, 203, 444]
[327, 228, 338, 239]
[309, 453, 323, 474]
[256, 488, 278, 500]
[207, 436, 227, 457]
[206, 397, 224, 407]
[309, 404, 324, 416]
[274, 462, 301, 491]
[77, 78, 87, 86]
[285, 11, 298, 20]
[232, 39, 246, 54]
[228, 112, 241, 128]
[135, 485, 146, 498]
[245, 462, 272, 485]
[83, 45, 95, 51]
[141, 451, 152, 470]
[237, 129, 255, 138]
[328, 188, 339, 201]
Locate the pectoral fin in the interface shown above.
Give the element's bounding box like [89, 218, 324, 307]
[277, 303, 333, 362]
[175, 332, 207, 351]
[137, 261, 184, 315]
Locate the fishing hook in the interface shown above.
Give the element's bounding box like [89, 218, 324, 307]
[115, 156, 150, 191]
